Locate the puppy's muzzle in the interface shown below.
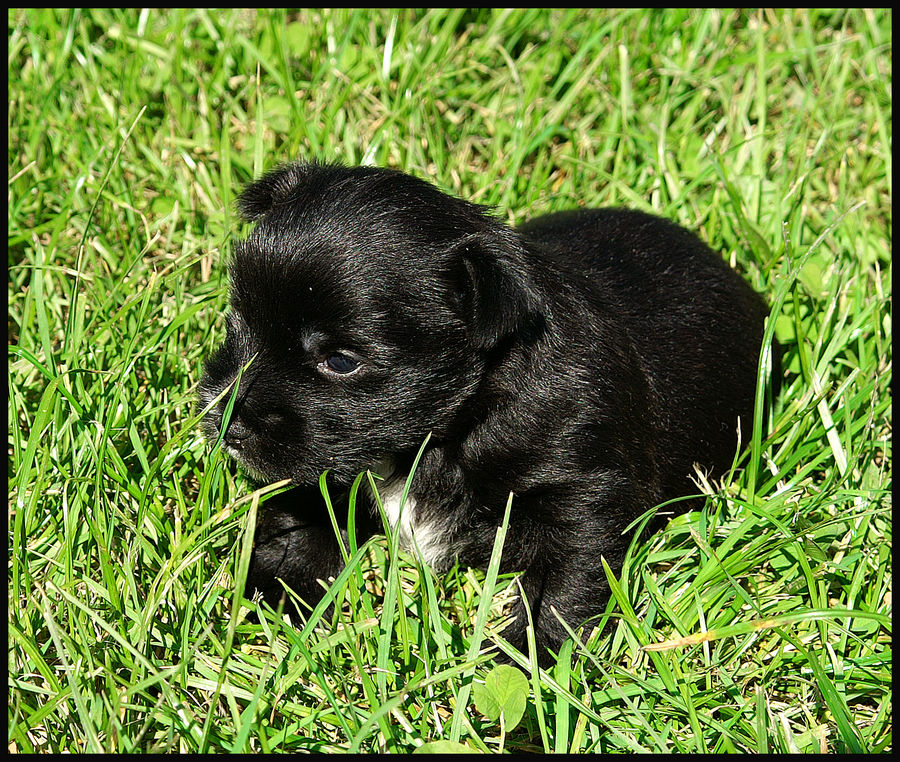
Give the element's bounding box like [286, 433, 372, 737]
[222, 415, 252, 450]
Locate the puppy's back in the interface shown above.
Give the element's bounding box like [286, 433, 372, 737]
[519, 208, 775, 504]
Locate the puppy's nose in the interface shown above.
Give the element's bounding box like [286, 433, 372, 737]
[223, 415, 252, 449]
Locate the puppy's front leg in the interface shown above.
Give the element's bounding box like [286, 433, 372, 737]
[502, 541, 625, 667]
[247, 486, 374, 615]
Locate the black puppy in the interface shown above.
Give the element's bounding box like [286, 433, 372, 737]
[199, 162, 777, 663]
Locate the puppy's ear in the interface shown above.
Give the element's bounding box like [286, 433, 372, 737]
[454, 230, 544, 350]
[236, 162, 322, 221]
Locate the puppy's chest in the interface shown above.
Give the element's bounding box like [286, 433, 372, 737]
[376, 474, 456, 570]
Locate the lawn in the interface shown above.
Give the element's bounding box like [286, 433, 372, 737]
[8, 8, 891, 753]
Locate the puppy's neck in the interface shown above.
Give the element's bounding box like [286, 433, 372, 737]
[367, 456, 411, 530]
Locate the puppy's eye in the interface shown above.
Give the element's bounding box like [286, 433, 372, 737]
[318, 351, 361, 376]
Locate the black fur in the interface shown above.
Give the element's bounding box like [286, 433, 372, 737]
[199, 162, 778, 664]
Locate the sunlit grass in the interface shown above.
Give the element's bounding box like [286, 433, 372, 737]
[8, 8, 891, 753]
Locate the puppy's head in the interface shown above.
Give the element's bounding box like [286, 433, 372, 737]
[199, 162, 541, 485]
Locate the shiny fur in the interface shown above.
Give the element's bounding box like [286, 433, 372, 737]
[199, 162, 777, 664]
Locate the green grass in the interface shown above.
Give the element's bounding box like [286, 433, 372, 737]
[8, 8, 891, 753]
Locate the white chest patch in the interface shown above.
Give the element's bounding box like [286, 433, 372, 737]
[376, 472, 446, 568]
